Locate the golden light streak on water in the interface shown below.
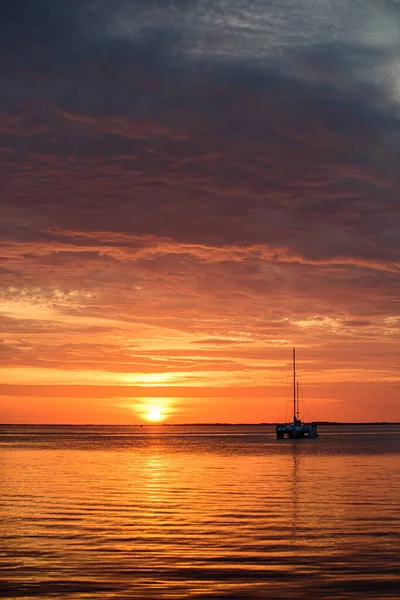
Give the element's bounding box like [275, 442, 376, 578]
[1, 424, 399, 599]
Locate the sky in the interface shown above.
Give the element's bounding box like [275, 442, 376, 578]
[1, 0, 400, 424]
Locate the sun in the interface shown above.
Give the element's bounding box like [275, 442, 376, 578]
[146, 406, 164, 422]
[133, 398, 171, 423]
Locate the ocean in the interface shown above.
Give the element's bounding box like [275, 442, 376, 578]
[1, 424, 399, 599]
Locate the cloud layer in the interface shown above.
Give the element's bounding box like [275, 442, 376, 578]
[1, 1, 400, 422]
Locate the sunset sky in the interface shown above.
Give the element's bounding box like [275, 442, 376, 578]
[1, 1, 400, 424]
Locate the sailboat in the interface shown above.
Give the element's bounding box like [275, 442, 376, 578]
[275, 348, 319, 439]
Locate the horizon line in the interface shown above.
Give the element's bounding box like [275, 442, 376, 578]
[1, 421, 399, 426]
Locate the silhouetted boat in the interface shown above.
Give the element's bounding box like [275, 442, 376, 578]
[276, 349, 319, 439]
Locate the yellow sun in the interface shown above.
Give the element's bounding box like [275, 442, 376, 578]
[146, 406, 164, 422]
[133, 398, 171, 423]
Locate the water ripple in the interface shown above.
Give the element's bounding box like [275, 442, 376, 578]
[1, 425, 399, 599]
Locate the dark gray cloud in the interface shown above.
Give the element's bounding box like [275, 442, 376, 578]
[1, 1, 400, 383]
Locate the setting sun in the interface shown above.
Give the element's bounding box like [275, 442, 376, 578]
[146, 406, 164, 422]
[133, 398, 173, 424]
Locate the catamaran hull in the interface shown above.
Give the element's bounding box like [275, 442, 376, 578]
[276, 423, 319, 439]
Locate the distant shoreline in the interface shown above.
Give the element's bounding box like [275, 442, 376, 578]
[1, 422, 399, 427]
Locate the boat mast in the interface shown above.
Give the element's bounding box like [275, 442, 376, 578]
[293, 347, 297, 424]
[296, 380, 300, 422]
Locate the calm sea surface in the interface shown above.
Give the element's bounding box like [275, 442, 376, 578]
[1, 424, 399, 599]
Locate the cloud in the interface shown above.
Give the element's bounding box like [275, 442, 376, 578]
[1, 1, 400, 408]
[192, 338, 251, 346]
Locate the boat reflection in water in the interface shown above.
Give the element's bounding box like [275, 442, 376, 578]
[276, 348, 319, 439]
